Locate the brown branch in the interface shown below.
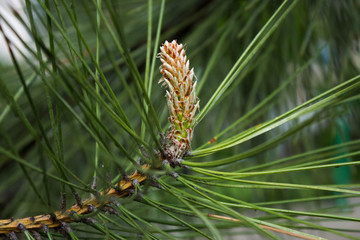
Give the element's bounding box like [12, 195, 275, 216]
[0, 165, 149, 234]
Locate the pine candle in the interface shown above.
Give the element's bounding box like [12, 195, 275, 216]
[159, 40, 200, 159]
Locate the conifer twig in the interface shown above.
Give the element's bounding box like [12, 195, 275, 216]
[0, 165, 148, 234]
[0, 40, 199, 237]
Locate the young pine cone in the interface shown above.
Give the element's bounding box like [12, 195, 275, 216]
[159, 40, 199, 159]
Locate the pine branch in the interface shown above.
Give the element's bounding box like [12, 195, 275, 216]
[0, 39, 198, 237]
[0, 165, 148, 234]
